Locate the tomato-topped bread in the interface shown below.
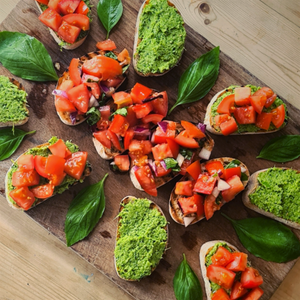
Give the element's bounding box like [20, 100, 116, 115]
[5, 137, 91, 210]
[35, 0, 92, 50]
[204, 85, 287, 135]
[169, 158, 250, 226]
[200, 240, 264, 300]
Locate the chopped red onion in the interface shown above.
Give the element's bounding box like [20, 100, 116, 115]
[183, 217, 195, 227]
[89, 95, 99, 108]
[217, 170, 223, 177]
[160, 160, 167, 170]
[199, 148, 211, 160]
[176, 153, 185, 167]
[99, 105, 110, 112]
[134, 127, 150, 136]
[212, 187, 220, 198]
[148, 159, 158, 176]
[197, 123, 206, 133]
[70, 111, 78, 125]
[217, 179, 231, 191]
[132, 165, 139, 173]
[158, 121, 168, 133]
[52, 89, 68, 99]
[99, 82, 110, 93]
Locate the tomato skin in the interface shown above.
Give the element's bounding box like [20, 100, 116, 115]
[36, 0, 49, 5]
[57, 79, 74, 91]
[175, 130, 199, 149]
[57, 21, 81, 44]
[212, 288, 230, 300]
[130, 83, 153, 104]
[253, 86, 274, 99]
[45, 155, 66, 176]
[69, 58, 81, 86]
[109, 114, 129, 137]
[55, 96, 77, 112]
[96, 39, 117, 51]
[186, 160, 201, 181]
[124, 128, 134, 150]
[141, 113, 164, 125]
[193, 173, 217, 195]
[220, 117, 238, 136]
[17, 154, 35, 171]
[132, 102, 153, 119]
[166, 138, 179, 159]
[48, 139, 69, 158]
[214, 114, 231, 127]
[107, 130, 122, 151]
[75, 1, 89, 15]
[58, 0, 81, 15]
[205, 160, 224, 177]
[134, 165, 157, 196]
[234, 87, 251, 106]
[181, 120, 205, 139]
[12, 170, 40, 187]
[129, 140, 152, 155]
[217, 94, 235, 114]
[154, 161, 172, 177]
[67, 83, 90, 113]
[271, 104, 285, 128]
[151, 143, 173, 161]
[9, 187, 36, 211]
[221, 175, 244, 202]
[114, 155, 130, 172]
[211, 246, 234, 267]
[34, 156, 48, 178]
[48, 172, 67, 186]
[62, 14, 90, 31]
[31, 184, 54, 199]
[241, 287, 264, 300]
[151, 91, 168, 117]
[223, 167, 241, 181]
[234, 106, 256, 124]
[204, 194, 221, 220]
[125, 106, 138, 127]
[264, 93, 277, 108]
[38, 8, 62, 32]
[178, 194, 204, 217]
[48, 0, 61, 12]
[207, 265, 236, 290]
[255, 112, 273, 130]
[85, 82, 101, 99]
[64, 151, 87, 180]
[112, 91, 132, 108]
[241, 267, 263, 289]
[226, 252, 248, 272]
[175, 181, 194, 196]
[94, 130, 111, 149]
[230, 281, 248, 300]
[151, 123, 176, 144]
[250, 95, 267, 114]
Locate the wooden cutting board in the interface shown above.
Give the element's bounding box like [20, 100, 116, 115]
[0, 1, 300, 299]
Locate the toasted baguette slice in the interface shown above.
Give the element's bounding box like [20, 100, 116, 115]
[0, 77, 29, 127]
[169, 157, 250, 226]
[114, 196, 168, 281]
[133, 0, 186, 76]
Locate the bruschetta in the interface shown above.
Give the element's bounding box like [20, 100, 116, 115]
[35, 0, 92, 50]
[133, 0, 186, 76]
[114, 196, 168, 281]
[204, 85, 287, 135]
[0, 76, 29, 127]
[169, 158, 250, 226]
[5, 136, 91, 210]
[200, 240, 264, 300]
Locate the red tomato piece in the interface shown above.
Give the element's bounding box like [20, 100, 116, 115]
[255, 112, 273, 130]
[85, 82, 101, 99]
[205, 160, 224, 177]
[142, 113, 164, 125]
[151, 123, 176, 144]
[241, 267, 263, 289]
[211, 246, 234, 267]
[99, 105, 111, 120]
[38, 8, 62, 32]
[62, 14, 90, 31]
[34, 156, 48, 178]
[64, 151, 87, 180]
[132, 102, 153, 119]
[178, 194, 204, 217]
[125, 106, 138, 127]
[36, 0, 49, 5]
[186, 160, 201, 181]
[109, 114, 129, 137]
[226, 252, 248, 272]
[151, 91, 168, 117]
[253, 87, 274, 99]
[17, 154, 35, 171]
[12, 170, 40, 187]
[230, 281, 248, 300]
[48, 172, 67, 186]
[69, 58, 81, 86]
[75, 1, 89, 15]
[31, 184, 54, 199]
[207, 265, 236, 290]
[223, 167, 241, 181]
[130, 83, 153, 104]
[129, 140, 152, 155]
[250, 95, 267, 114]
[234, 106, 256, 124]
[96, 39, 117, 51]
[175, 181, 194, 196]
[48, 0, 60, 11]
[154, 161, 172, 177]
[102, 77, 122, 88]
[67, 83, 90, 113]
[220, 117, 238, 136]
[181, 120, 205, 139]
[55, 96, 77, 112]
[45, 155, 66, 176]
[241, 287, 264, 300]
[166, 138, 179, 159]
[124, 128, 134, 150]
[217, 94, 235, 114]
[57, 21, 81, 44]
[129, 153, 148, 167]
[264, 93, 277, 108]
[112, 91, 132, 108]
[107, 129, 122, 151]
[151, 143, 173, 161]
[175, 130, 199, 149]
[204, 194, 221, 220]
[193, 173, 217, 195]
[48, 139, 69, 158]
[114, 155, 130, 172]
[271, 104, 285, 128]
[212, 288, 230, 300]
[57, 79, 74, 91]
[9, 187, 36, 210]
[235, 87, 251, 106]
[214, 114, 231, 127]
[117, 49, 131, 64]
[58, 0, 81, 15]
[81, 73, 100, 83]
[222, 175, 244, 202]
[134, 165, 157, 196]
[94, 130, 111, 149]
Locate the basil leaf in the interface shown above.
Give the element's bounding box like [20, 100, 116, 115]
[0, 128, 36, 161]
[105, 51, 118, 59]
[179, 148, 193, 160]
[65, 174, 108, 247]
[164, 158, 181, 172]
[86, 107, 101, 126]
[0, 32, 58, 82]
[224, 159, 241, 169]
[240, 172, 248, 181]
[97, 0, 123, 39]
[109, 107, 128, 120]
[222, 214, 300, 263]
[168, 47, 220, 114]
[173, 254, 203, 300]
[257, 135, 300, 162]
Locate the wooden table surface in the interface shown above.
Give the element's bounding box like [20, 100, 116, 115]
[0, 1, 299, 299]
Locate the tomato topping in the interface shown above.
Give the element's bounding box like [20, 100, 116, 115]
[178, 194, 204, 217]
[132, 102, 153, 119]
[193, 173, 217, 195]
[175, 181, 194, 196]
[109, 114, 129, 137]
[151, 143, 173, 161]
[64, 151, 87, 180]
[271, 104, 285, 128]
[151, 123, 176, 144]
[186, 160, 201, 181]
[264, 93, 277, 108]
[94, 130, 111, 149]
[62, 13, 90, 31]
[17, 154, 35, 171]
[151, 91, 168, 117]
[48, 0, 60, 12]
[129, 154, 148, 167]
[175, 130, 199, 149]
[253, 86, 274, 99]
[129, 140, 152, 155]
[250, 95, 267, 114]
[125, 106, 138, 127]
[214, 114, 231, 127]
[130, 83, 153, 104]
[234, 87, 251, 106]
[212, 288, 230, 300]
[221, 175, 244, 202]
[154, 161, 172, 177]
[9, 187, 36, 210]
[211, 246, 234, 267]
[255, 112, 272, 130]
[207, 265, 236, 290]
[241, 287, 264, 300]
[48, 139, 70, 158]
[67, 83, 90, 113]
[57, 79, 74, 92]
[134, 165, 157, 196]
[204, 194, 221, 220]
[45, 155, 66, 176]
[34, 156, 48, 178]
[205, 160, 224, 177]
[75, 1, 89, 15]
[55, 96, 77, 112]
[85, 82, 101, 99]
[12, 170, 40, 187]
[107, 129, 122, 151]
[123, 128, 134, 150]
[36, 0, 49, 5]
[234, 106, 256, 124]
[217, 94, 235, 114]
[38, 8, 62, 32]
[58, 0, 81, 15]
[230, 281, 248, 300]
[166, 138, 179, 159]
[68, 58, 81, 86]
[96, 39, 116, 51]
[57, 21, 81, 44]
[241, 267, 263, 289]
[114, 155, 130, 172]
[226, 252, 248, 272]
[48, 172, 67, 186]
[181, 120, 205, 139]
[117, 49, 131, 64]
[31, 184, 54, 199]
[219, 117, 238, 136]
[112, 91, 132, 108]
[141, 113, 164, 125]
[223, 167, 241, 181]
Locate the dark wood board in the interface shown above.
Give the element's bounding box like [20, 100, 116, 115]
[0, 0, 300, 299]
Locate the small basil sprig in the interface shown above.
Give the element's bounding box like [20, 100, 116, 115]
[173, 254, 203, 300]
[222, 214, 300, 263]
[65, 174, 108, 247]
[257, 135, 300, 162]
[0, 128, 36, 161]
[168, 46, 220, 114]
[164, 158, 181, 172]
[97, 0, 123, 39]
[109, 107, 128, 120]
[0, 32, 58, 81]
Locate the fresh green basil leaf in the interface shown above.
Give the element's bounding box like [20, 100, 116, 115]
[65, 174, 108, 247]
[224, 159, 241, 169]
[164, 158, 180, 172]
[257, 135, 300, 162]
[0, 128, 36, 161]
[105, 51, 118, 59]
[240, 172, 248, 181]
[168, 47, 220, 114]
[109, 107, 128, 120]
[0, 32, 58, 81]
[179, 148, 193, 160]
[86, 107, 101, 126]
[173, 254, 203, 300]
[97, 0, 123, 39]
[222, 214, 300, 263]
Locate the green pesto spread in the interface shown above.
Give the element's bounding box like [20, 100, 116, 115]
[0, 75, 28, 123]
[211, 85, 287, 133]
[114, 197, 167, 280]
[249, 168, 300, 223]
[135, 0, 186, 74]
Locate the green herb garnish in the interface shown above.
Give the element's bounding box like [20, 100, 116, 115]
[86, 107, 101, 126]
[109, 107, 128, 120]
[164, 158, 180, 172]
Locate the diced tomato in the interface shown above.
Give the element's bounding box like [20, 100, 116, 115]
[57, 21, 81, 44]
[129, 153, 148, 167]
[186, 160, 201, 181]
[211, 246, 234, 267]
[48, 139, 70, 158]
[123, 128, 134, 150]
[69, 58, 81, 86]
[152, 143, 173, 161]
[241, 287, 264, 300]
[85, 82, 101, 99]
[124, 106, 138, 127]
[193, 173, 217, 195]
[134, 165, 157, 196]
[112, 91, 132, 108]
[222, 175, 244, 202]
[31, 184, 54, 199]
[129, 140, 152, 155]
[178, 194, 204, 217]
[142, 113, 164, 125]
[132, 102, 153, 119]
[212, 288, 230, 300]
[9, 187, 36, 210]
[234, 106, 256, 124]
[166, 138, 179, 159]
[114, 155, 130, 172]
[12, 170, 40, 187]
[214, 114, 231, 127]
[235, 87, 251, 106]
[151, 91, 168, 117]
[67, 84, 90, 113]
[130, 83, 153, 104]
[106, 129, 122, 151]
[102, 77, 122, 88]
[45, 155, 65, 176]
[109, 114, 129, 137]
[99, 105, 111, 120]
[207, 265, 236, 290]
[205, 160, 224, 177]
[151, 123, 176, 144]
[48, 0, 60, 12]
[181, 120, 205, 139]
[241, 267, 263, 289]
[253, 87, 274, 99]
[57, 79, 74, 91]
[34, 156, 48, 178]
[264, 93, 277, 108]
[62, 13, 90, 30]
[58, 0, 81, 15]
[223, 167, 241, 181]
[64, 151, 87, 180]
[81, 73, 100, 83]
[36, 0, 49, 5]
[175, 181, 194, 196]
[48, 172, 66, 186]
[204, 194, 221, 220]
[55, 96, 77, 112]
[94, 130, 111, 149]
[38, 8, 62, 32]
[255, 112, 273, 130]
[250, 95, 267, 114]
[271, 104, 285, 128]
[230, 281, 248, 300]
[82, 56, 122, 80]
[117, 49, 130, 64]
[217, 94, 235, 114]
[226, 252, 248, 272]
[17, 154, 35, 171]
[175, 130, 199, 149]
[154, 161, 172, 177]
[96, 39, 116, 51]
[219, 117, 238, 136]
[75, 0, 89, 15]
